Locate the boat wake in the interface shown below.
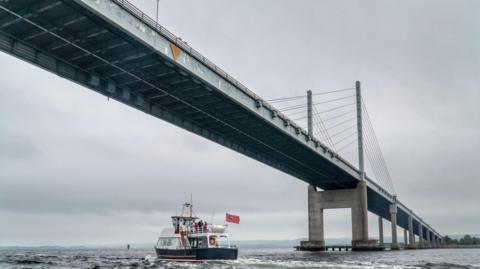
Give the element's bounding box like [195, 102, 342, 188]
[139, 256, 479, 269]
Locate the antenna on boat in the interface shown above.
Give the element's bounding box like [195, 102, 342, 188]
[190, 193, 193, 218]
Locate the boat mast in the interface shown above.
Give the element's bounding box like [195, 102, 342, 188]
[190, 194, 193, 218]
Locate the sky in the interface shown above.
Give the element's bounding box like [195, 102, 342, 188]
[0, 0, 479, 246]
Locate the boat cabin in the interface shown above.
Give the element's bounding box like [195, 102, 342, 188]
[156, 227, 232, 250]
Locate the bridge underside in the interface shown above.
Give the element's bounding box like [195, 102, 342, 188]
[0, 0, 358, 190]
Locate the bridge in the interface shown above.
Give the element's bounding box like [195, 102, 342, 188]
[0, 0, 442, 250]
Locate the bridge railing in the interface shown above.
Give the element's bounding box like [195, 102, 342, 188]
[112, 0, 263, 103]
[110, 0, 318, 140]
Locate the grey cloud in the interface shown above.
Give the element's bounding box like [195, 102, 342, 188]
[0, 129, 40, 160]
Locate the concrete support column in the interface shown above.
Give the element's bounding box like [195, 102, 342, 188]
[408, 215, 415, 248]
[404, 229, 408, 246]
[304, 185, 325, 250]
[390, 203, 399, 250]
[351, 181, 369, 246]
[418, 224, 423, 248]
[432, 235, 437, 248]
[426, 230, 431, 248]
[378, 217, 384, 246]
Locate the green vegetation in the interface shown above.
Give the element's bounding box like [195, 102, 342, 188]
[443, 235, 480, 245]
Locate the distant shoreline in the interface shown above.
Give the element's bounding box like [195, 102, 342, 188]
[438, 245, 480, 249]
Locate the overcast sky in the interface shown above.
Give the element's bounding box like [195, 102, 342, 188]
[1, 0, 479, 246]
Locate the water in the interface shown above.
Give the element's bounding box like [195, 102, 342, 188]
[1, 248, 479, 269]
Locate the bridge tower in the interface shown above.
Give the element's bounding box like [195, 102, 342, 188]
[299, 82, 379, 251]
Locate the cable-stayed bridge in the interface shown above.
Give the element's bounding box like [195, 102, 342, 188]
[0, 0, 441, 250]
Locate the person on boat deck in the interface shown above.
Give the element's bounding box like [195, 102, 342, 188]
[194, 222, 198, 233]
[198, 220, 203, 232]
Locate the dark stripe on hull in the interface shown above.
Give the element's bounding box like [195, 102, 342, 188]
[155, 247, 238, 260]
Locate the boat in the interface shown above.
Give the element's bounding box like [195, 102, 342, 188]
[154, 202, 238, 261]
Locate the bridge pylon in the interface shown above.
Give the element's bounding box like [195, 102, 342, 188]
[297, 84, 381, 251]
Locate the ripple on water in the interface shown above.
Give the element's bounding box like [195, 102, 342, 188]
[0, 248, 479, 269]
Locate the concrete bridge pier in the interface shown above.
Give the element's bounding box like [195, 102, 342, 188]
[403, 229, 408, 247]
[390, 203, 400, 250]
[301, 185, 325, 251]
[378, 217, 384, 246]
[407, 215, 416, 249]
[432, 234, 437, 248]
[426, 230, 431, 248]
[299, 181, 379, 251]
[418, 224, 424, 248]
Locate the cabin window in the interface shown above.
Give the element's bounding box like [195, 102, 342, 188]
[158, 237, 180, 248]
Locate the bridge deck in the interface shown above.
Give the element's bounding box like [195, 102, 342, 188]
[0, 0, 440, 238]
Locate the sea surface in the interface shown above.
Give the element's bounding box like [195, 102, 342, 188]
[0, 247, 479, 269]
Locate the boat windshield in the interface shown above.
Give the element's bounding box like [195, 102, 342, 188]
[157, 237, 182, 249]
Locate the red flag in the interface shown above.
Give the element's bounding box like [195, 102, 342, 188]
[226, 213, 240, 224]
